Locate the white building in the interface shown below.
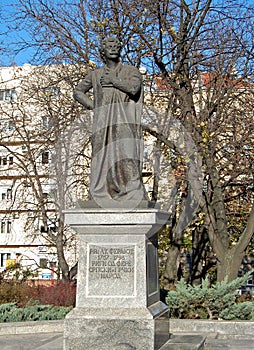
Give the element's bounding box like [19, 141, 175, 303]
[0, 63, 90, 280]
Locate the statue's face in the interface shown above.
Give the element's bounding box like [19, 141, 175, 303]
[103, 40, 120, 60]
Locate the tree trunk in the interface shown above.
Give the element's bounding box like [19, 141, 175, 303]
[191, 228, 209, 284]
[217, 248, 245, 282]
[217, 203, 254, 282]
[56, 234, 70, 281]
[164, 245, 181, 289]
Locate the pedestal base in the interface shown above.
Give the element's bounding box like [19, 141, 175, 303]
[64, 302, 169, 350]
[63, 208, 170, 350]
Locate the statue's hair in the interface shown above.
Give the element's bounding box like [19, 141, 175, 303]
[99, 36, 122, 62]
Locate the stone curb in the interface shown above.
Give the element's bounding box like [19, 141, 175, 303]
[0, 319, 253, 338]
[169, 319, 254, 337]
[0, 320, 64, 335]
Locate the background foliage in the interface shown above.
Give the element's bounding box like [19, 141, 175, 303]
[166, 271, 254, 319]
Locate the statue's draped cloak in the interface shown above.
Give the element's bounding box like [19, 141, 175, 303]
[78, 63, 146, 205]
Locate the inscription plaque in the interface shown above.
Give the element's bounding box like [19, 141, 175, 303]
[87, 244, 135, 297]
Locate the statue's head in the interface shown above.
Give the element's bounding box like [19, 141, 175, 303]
[99, 36, 122, 62]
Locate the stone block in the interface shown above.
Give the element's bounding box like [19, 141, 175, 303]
[64, 305, 169, 350]
[63, 208, 170, 350]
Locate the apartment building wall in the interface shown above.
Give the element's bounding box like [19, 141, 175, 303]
[0, 64, 80, 279]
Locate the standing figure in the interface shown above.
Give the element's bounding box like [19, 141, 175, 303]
[74, 36, 147, 207]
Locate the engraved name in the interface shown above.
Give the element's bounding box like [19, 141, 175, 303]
[89, 245, 134, 280]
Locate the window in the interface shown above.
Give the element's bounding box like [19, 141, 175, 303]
[43, 192, 48, 199]
[8, 120, 15, 131]
[0, 156, 13, 166]
[1, 220, 11, 234]
[6, 221, 11, 234]
[0, 89, 16, 102]
[1, 189, 12, 201]
[1, 221, 5, 234]
[42, 116, 47, 128]
[39, 258, 48, 269]
[40, 225, 47, 233]
[0, 253, 11, 268]
[42, 116, 52, 129]
[42, 151, 49, 164]
[6, 189, 12, 200]
[42, 87, 60, 100]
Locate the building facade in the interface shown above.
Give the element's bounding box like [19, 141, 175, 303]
[0, 64, 88, 280]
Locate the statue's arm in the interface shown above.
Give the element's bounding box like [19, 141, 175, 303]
[101, 67, 142, 97]
[73, 72, 94, 110]
[112, 72, 141, 96]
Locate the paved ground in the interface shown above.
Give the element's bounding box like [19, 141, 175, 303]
[205, 335, 254, 349]
[0, 332, 253, 350]
[0, 333, 62, 350]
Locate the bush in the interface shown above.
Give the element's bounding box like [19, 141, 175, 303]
[220, 302, 253, 320]
[0, 281, 38, 306]
[0, 302, 72, 323]
[166, 272, 254, 320]
[0, 280, 76, 307]
[37, 281, 76, 306]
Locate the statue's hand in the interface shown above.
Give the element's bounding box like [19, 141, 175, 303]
[100, 68, 116, 86]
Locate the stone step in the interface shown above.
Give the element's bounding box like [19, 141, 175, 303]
[160, 334, 206, 350]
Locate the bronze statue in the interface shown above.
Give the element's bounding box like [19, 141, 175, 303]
[74, 36, 147, 207]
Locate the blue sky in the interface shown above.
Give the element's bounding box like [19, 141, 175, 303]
[0, 1, 34, 66]
[1, 0, 253, 67]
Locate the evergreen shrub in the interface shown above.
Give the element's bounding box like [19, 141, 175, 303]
[166, 272, 254, 320]
[0, 302, 72, 323]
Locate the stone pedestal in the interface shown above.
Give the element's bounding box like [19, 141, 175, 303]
[63, 208, 170, 350]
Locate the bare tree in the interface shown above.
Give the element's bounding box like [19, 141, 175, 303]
[85, 0, 254, 283]
[2, 0, 254, 283]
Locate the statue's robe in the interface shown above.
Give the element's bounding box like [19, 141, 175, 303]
[74, 63, 147, 206]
